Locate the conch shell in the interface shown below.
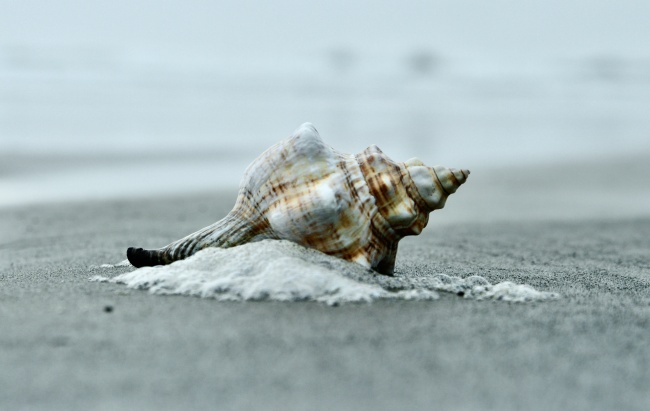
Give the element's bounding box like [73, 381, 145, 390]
[127, 123, 469, 275]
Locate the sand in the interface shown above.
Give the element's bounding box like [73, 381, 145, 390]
[1, 189, 649, 411]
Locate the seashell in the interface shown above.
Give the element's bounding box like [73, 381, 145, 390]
[127, 123, 469, 275]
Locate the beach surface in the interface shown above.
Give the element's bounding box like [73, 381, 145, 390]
[1, 169, 649, 411]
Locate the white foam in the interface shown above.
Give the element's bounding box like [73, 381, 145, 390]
[99, 240, 558, 305]
[89, 259, 131, 269]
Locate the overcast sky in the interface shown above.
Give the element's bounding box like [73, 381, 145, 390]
[2, 0, 649, 64]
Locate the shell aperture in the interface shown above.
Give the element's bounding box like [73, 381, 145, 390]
[126, 123, 469, 275]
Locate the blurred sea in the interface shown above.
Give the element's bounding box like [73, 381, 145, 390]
[1, 46, 650, 207]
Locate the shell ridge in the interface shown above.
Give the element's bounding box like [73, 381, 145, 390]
[432, 166, 456, 195]
[355, 148, 414, 239]
[403, 166, 436, 233]
[391, 167, 429, 236]
[354, 151, 399, 242]
[401, 167, 429, 212]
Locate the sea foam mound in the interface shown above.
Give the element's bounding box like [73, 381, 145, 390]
[94, 240, 558, 305]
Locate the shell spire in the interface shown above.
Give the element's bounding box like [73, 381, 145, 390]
[127, 123, 469, 275]
[403, 158, 470, 212]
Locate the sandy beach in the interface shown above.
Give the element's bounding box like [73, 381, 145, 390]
[4, 1, 650, 409]
[1, 175, 649, 410]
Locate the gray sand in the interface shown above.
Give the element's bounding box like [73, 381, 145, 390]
[1, 190, 649, 411]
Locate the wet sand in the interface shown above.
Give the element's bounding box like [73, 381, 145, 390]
[1, 185, 649, 411]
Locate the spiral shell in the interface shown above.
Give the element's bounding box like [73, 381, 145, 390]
[127, 123, 469, 275]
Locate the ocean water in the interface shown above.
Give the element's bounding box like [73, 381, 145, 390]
[2, 1, 650, 207]
[90, 240, 559, 305]
[2, 52, 650, 207]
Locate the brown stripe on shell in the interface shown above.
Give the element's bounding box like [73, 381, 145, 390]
[432, 168, 453, 196]
[394, 166, 430, 236]
[355, 147, 417, 237]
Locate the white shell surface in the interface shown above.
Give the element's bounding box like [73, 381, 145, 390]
[240, 123, 379, 268]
